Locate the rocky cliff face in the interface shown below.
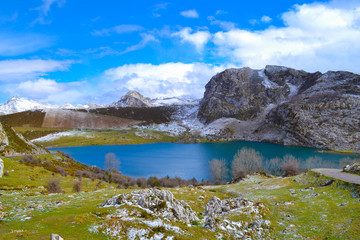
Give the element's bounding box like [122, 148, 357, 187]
[198, 65, 360, 152]
[112, 91, 153, 108]
[0, 121, 48, 156]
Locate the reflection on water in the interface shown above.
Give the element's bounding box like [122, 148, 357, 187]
[50, 141, 359, 180]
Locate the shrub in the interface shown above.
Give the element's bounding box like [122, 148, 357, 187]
[22, 155, 41, 165]
[73, 180, 82, 193]
[147, 176, 160, 187]
[231, 147, 263, 177]
[209, 158, 228, 185]
[45, 179, 63, 193]
[136, 177, 147, 188]
[56, 166, 68, 177]
[281, 161, 300, 177]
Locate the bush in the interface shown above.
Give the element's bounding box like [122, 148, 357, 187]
[22, 155, 41, 165]
[231, 147, 263, 177]
[147, 176, 160, 187]
[56, 166, 68, 177]
[281, 161, 300, 177]
[136, 177, 147, 188]
[73, 180, 82, 192]
[45, 179, 63, 193]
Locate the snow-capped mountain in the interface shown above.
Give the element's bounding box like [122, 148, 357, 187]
[0, 96, 58, 115]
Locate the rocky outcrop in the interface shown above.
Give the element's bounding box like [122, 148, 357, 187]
[0, 121, 48, 156]
[198, 65, 360, 152]
[343, 162, 360, 175]
[101, 189, 198, 224]
[203, 196, 270, 238]
[112, 91, 153, 108]
[0, 158, 3, 177]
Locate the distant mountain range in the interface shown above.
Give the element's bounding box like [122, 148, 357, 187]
[0, 93, 199, 115]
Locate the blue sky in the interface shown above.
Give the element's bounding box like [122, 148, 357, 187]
[0, 0, 359, 105]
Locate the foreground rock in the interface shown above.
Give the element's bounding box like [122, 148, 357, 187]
[50, 234, 63, 240]
[198, 65, 360, 152]
[203, 196, 271, 239]
[101, 188, 198, 223]
[0, 158, 3, 177]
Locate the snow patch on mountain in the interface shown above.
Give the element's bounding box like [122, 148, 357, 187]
[0, 96, 58, 115]
[152, 97, 200, 106]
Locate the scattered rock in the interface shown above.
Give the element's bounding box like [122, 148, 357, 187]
[50, 234, 64, 240]
[101, 189, 198, 224]
[321, 179, 335, 186]
[0, 158, 3, 177]
[338, 203, 346, 207]
[343, 162, 360, 175]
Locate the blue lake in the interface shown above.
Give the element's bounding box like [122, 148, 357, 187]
[50, 142, 358, 180]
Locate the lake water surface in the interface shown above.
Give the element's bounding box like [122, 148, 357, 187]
[50, 142, 358, 180]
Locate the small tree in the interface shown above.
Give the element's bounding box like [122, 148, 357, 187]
[231, 147, 263, 177]
[209, 158, 228, 185]
[104, 153, 120, 172]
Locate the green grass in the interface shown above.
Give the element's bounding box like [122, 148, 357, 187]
[34, 128, 185, 148]
[1, 155, 359, 239]
[217, 173, 360, 239]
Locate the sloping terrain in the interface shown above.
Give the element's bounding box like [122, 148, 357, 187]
[0, 122, 48, 156]
[0, 156, 359, 239]
[41, 109, 141, 129]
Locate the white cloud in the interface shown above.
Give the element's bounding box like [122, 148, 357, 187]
[33, 0, 66, 24]
[152, 3, 169, 18]
[122, 33, 158, 54]
[212, 3, 360, 73]
[16, 78, 64, 98]
[0, 59, 74, 82]
[172, 27, 211, 52]
[180, 9, 199, 18]
[215, 10, 228, 15]
[0, 33, 54, 56]
[261, 15, 272, 23]
[92, 24, 144, 36]
[208, 16, 236, 30]
[102, 62, 231, 99]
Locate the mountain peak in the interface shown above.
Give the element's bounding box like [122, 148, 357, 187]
[113, 91, 153, 108]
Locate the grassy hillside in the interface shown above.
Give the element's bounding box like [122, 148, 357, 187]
[0, 111, 46, 128]
[0, 153, 359, 239]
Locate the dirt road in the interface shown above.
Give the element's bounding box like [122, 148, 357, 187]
[312, 168, 360, 185]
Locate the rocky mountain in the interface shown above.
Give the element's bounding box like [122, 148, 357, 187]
[0, 96, 58, 115]
[0, 121, 48, 156]
[198, 65, 360, 152]
[111, 91, 153, 108]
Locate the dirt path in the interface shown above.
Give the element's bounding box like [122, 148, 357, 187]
[312, 168, 360, 185]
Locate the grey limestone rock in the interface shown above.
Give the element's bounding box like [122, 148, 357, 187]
[101, 188, 198, 224]
[198, 65, 360, 152]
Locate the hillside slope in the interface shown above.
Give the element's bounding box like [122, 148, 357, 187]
[0, 121, 48, 156]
